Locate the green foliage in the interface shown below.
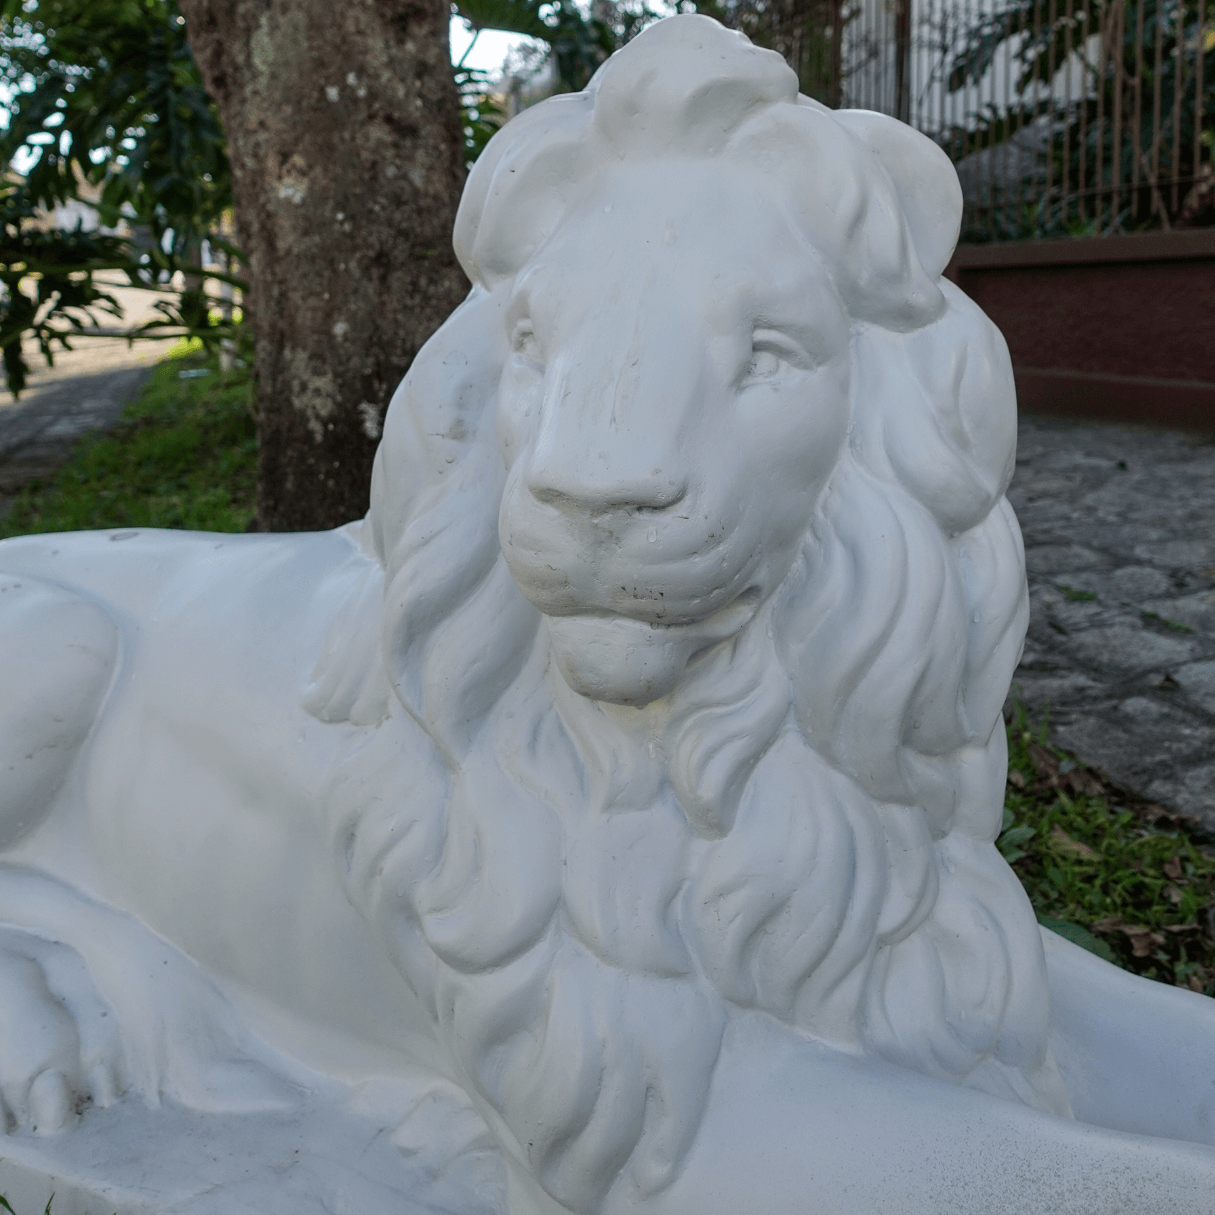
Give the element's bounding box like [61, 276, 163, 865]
[1, 0, 231, 251]
[455, 0, 554, 47]
[455, 64, 508, 168]
[0, 178, 128, 393]
[0, 0, 242, 392]
[998, 704, 1215, 994]
[0, 347, 256, 537]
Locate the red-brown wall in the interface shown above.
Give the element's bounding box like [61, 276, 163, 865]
[944, 230, 1215, 432]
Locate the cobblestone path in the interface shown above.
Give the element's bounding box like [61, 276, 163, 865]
[1008, 416, 1215, 832]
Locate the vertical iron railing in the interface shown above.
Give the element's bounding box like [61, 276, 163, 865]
[835, 0, 1214, 239]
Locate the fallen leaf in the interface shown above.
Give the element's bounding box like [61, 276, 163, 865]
[1163, 884, 1184, 905]
[1026, 741, 1060, 779]
[1142, 804, 1199, 829]
[1163, 854, 1184, 881]
[1163, 923, 1202, 934]
[1063, 768, 1105, 799]
[1007, 770, 1027, 790]
[1050, 824, 1100, 860]
[1092, 920, 1168, 957]
[1124, 928, 1167, 957]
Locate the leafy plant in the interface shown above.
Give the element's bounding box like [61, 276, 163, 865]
[1, 0, 232, 259]
[0, 178, 128, 393]
[999, 703, 1215, 994]
[455, 63, 508, 168]
[0, 0, 242, 391]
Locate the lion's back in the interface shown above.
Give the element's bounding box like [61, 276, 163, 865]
[0, 568, 118, 847]
[0, 525, 374, 848]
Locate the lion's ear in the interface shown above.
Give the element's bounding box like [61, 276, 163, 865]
[831, 110, 962, 279]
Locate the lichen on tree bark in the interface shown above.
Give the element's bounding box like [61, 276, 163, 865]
[179, 0, 470, 531]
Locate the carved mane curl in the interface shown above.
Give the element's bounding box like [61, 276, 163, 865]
[308, 17, 1068, 1213]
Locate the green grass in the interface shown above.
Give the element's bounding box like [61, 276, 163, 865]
[0, 1195, 52, 1214]
[999, 705, 1215, 995]
[0, 348, 256, 539]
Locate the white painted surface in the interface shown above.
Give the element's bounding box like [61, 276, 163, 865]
[1, 16, 1213, 1214]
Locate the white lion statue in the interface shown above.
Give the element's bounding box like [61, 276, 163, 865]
[1, 15, 1213, 1215]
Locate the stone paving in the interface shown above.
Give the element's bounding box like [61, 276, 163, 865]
[1007, 415, 1215, 832]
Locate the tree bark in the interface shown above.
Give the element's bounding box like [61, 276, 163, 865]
[178, 0, 469, 531]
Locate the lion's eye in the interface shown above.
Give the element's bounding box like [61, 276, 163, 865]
[742, 329, 811, 386]
[512, 320, 543, 365]
[746, 349, 782, 380]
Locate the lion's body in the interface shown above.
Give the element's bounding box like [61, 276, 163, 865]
[2, 14, 1215, 1214]
[0, 528, 429, 1058]
[3, 522, 1215, 1215]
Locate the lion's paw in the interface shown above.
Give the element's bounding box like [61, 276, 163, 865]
[0, 929, 126, 1135]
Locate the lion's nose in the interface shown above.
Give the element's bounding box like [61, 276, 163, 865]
[526, 459, 688, 514]
[523, 342, 694, 513]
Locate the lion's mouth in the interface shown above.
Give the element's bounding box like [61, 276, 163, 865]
[503, 523, 763, 627]
[542, 586, 763, 706]
[499, 466, 764, 629]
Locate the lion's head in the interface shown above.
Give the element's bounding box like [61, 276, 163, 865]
[308, 16, 1068, 1214]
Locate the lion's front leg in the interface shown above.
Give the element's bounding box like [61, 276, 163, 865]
[0, 865, 303, 1135]
[632, 1010, 1215, 1215]
[0, 927, 127, 1134]
[1043, 927, 1215, 1145]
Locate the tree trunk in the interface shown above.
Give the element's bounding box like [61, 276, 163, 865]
[178, 0, 469, 531]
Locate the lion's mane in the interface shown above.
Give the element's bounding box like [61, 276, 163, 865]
[307, 17, 1068, 1213]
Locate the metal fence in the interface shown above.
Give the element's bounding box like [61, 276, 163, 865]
[743, 0, 1214, 240]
